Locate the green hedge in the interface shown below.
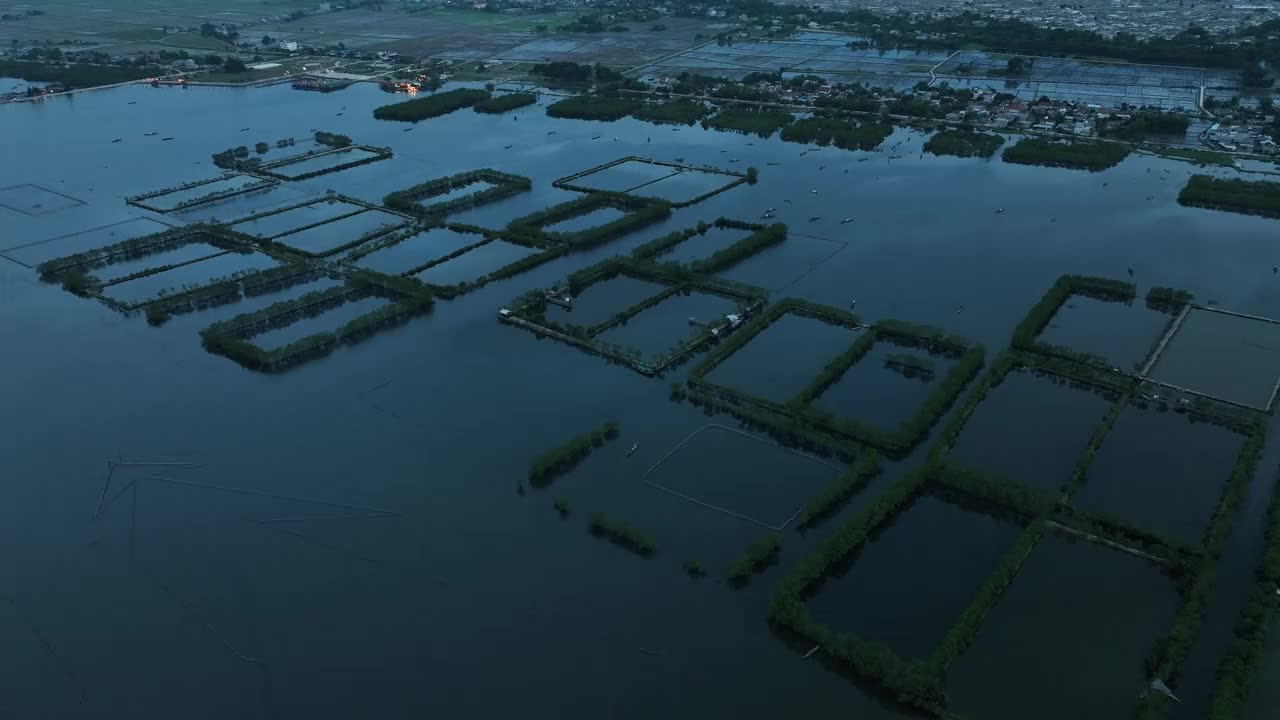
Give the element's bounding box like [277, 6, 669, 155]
[373, 88, 490, 122]
[688, 222, 786, 273]
[1178, 174, 1280, 219]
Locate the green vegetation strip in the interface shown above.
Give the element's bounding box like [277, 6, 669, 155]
[923, 129, 1005, 159]
[0, 59, 157, 88]
[528, 420, 620, 487]
[546, 95, 640, 121]
[1206, 464, 1280, 719]
[702, 108, 794, 138]
[779, 116, 893, 151]
[588, 512, 656, 556]
[1178, 174, 1280, 219]
[1002, 138, 1131, 172]
[383, 169, 532, 218]
[690, 298, 982, 456]
[473, 92, 536, 114]
[373, 88, 490, 122]
[795, 452, 882, 530]
[728, 533, 782, 585]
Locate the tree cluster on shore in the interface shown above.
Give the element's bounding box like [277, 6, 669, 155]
[923, 129, 1005, 159]
[1002, 138, 1131, 171]
[701, 107, 795, 138]
[373, 88, 490, 122]
[1178, 174, 1280, 219]
[779, 115, 893, 151]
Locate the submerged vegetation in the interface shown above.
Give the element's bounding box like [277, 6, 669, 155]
[588, 512, 656, 556]
[1178, 174, 1280, 219]
[727, 533, 782, 585]
[527, 420, 620, 487]
[372, 88, 490, 122]
[1002, 138, 1131, 171]
[382, 169, 532, 217]
[923, 129, 1005, 158]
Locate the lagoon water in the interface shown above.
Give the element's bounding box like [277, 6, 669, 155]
[4, 81, 1280, 718]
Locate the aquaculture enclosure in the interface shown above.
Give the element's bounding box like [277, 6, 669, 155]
[805, 493, 1023, 659]
[348, 226, 487, 276]
[199, 271, 434, 372]
[1146, 307, 1280, 410]
[946, 531, 1179, 720]
[554, 157, 748, 208]
[504, 258, 766, 375]
[268, 208, 408, 258]
[0, 182, 85, 216]
[1074, 403, 1247, 546]
[704, 312, 858, 405]
[257, 145, 392, 181]
[947, 369, 1116, 494]
[0, 217, 171, 269]
[382, 169, 532, 218]
[127, 174, 276, 213]
[1037, 294, 1167, 370]
[228, 197, 372, 240]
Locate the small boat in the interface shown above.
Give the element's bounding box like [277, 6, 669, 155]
[403, 127, 412, 132]
[161, 137, 174, 141]
[808, 215, 821, 222]
[591, 135, 601, 140]
[547, 130, 556, 135]
[504, 144, 512, 149]
[144, 132, 157, 136]
[111, 138, 122, 143]
[840, 218, 852, 224]
[994, 208, 1005, 214]
[627, 443, 639, 457]
[127, 101, 136, 105]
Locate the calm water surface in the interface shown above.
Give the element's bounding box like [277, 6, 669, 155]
[4, 81, 1280, 719]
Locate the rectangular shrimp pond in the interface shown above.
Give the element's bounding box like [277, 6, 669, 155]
[1146, 307, 1280, 409]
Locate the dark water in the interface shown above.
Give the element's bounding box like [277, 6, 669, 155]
[250, 295, 390, 349]
[103, 251, 281, 305]
[1150, 308, 1280, 408]
[573, 159, 675, 191]
[947, 532, 1179, 719]
[807, 494, 1022, 659]
[270, 147, 384, 178]
[352, 227, 483, 276]
[707, 313, 858, 403]
[412, 239, 539, 285]
[1074, 405, 1245, 546]
[543, 206, 627, 233]
[642, 424, 840, 528]
[595, 291, 739, 359]
[544, 275, 669, 327]
[657, 225, 750, 264]
[4, 81, 1280, 718]
[273, 209, 404, 255]
[948, 372, 1113, 493]
[175, 185, 311, 223]
[231, 199, 366, 238]
[1037, 295, 1168, 370]
[146, 175, 262, 211]
[813, 340, 956, 431]
[0, 217, 172, 267]
[95, 241, 225, 284]
[636, 170, 741, 204]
